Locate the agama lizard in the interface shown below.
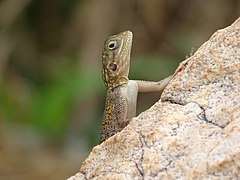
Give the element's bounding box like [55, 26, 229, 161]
[100, 30, 173, 143]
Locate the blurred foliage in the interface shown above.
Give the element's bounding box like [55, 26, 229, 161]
[0, 0, 239, 178]
[132, 56, 179, 79]
[1, 56, 102, 139]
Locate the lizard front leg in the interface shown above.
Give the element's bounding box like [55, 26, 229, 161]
[133, 75, 173, 93]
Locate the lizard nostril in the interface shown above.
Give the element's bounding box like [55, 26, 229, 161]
[109, 63, 117, 71]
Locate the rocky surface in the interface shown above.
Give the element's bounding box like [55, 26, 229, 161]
[68, 17, 240, 180]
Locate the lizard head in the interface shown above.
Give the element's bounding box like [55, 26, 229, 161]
[102, 30, 133, 90]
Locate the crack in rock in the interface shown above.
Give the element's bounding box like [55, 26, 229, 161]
[195, 102, 224, 129]
[134, 127, 145, 179]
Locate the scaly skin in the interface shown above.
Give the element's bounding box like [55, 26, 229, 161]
[100, 31, 173, 143]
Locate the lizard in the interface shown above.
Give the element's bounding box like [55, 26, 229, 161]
[100, 30, 173, 143]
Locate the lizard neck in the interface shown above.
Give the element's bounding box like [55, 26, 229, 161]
[107, 76, 129, 91]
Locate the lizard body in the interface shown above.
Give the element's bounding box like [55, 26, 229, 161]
[100, 30, 173, 143]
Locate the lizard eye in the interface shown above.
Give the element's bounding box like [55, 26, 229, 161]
[108, 40, 118, 50]
[109, 63, 117, 71]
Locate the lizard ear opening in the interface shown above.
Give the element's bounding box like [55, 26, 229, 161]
[108, 40, 118, 50]
[109, 63, 117, 71]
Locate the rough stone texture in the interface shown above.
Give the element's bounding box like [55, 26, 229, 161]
[68, 17, 240, 180]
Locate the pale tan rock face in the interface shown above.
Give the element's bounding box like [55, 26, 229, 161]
[68, 17, 240, 180]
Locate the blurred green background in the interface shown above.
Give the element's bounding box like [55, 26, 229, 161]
[0, 0, 239, 179]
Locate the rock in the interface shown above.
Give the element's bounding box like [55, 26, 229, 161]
[68, 17, 240, 180]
